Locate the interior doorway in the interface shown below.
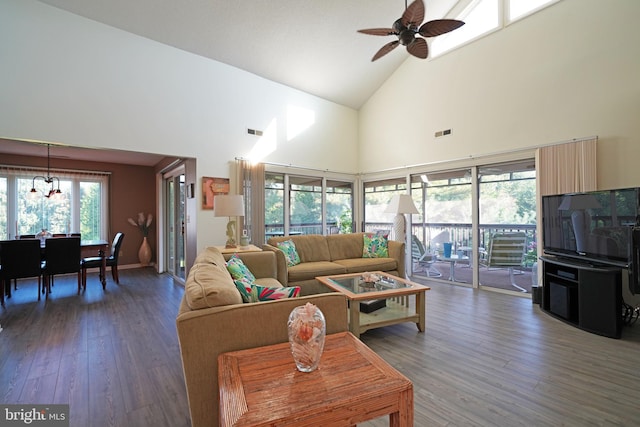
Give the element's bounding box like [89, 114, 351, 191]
[164, 166, 186, 281]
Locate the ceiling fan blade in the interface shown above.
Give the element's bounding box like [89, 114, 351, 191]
[371, 40, 400, 61]
[407, 37, 428, 59]
[419, 19, 465, 37]
[358, 28, 396, 36]
[401, 0, 425, 29]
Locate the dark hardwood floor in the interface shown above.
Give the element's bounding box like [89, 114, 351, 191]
[1, 269, 639, 426]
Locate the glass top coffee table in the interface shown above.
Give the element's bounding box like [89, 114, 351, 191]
[316, 271, 430, 338]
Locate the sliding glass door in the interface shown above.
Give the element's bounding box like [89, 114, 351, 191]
[408, 159, 536, 295]
[164, 167, 186, 281]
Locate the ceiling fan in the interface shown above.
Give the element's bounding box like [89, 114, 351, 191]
[358, 0, 465, 61]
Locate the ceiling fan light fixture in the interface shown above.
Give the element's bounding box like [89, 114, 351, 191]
[357, 0, 465, 61]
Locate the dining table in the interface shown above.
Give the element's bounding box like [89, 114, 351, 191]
[37, 238, 110, 288]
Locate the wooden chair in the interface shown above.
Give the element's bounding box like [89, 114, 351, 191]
[42, 237, 82, 297]
[0, 239, 44, 304]
[482, 232, 528, 292]
[82, 232, 125, 289]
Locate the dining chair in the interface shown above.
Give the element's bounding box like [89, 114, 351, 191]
[0, 239, 44, 304]
[42, 237, 82, 297]
[81, 232, 125, 289]
[19, 234, 36, 239]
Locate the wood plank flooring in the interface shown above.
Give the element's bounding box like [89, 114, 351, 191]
[1, 269, 639, 426]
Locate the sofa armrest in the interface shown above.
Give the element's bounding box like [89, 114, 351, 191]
[176, 293, 348, 427]
[388, 240, 406, 278]
[262, 243, 288, 285]
[222, 251, 278, 280]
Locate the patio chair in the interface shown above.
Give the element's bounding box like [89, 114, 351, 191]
[411, 235, 442, 277]
[482, 232, 528, 292]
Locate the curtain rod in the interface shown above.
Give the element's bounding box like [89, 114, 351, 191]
[235, 157, 354, 175]
[237, 135, 597, 177]
[360, 135, 598, 175]
[0, 164, 112, 176]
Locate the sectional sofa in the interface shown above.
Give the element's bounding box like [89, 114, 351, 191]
[263, 232, 405, 295]
[175, 247, 348, 427]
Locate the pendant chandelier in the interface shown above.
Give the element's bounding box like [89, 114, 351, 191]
[27, 144, 62, 200]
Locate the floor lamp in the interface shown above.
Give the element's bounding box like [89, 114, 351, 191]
[214, 195, 245, 248]
[384, 194, 419, 243]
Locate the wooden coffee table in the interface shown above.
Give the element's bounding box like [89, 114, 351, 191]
[316, 271, 430, 338]
[218, 332, 413, 426]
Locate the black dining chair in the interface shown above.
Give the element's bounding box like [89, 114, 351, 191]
[0, 239, 44, 305]
[82, 232, 125, 290]
[42, 237, 82, 297]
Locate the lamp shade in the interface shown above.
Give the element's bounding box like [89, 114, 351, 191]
[213, 195, 245, 217]
[384, 194, 419, 215]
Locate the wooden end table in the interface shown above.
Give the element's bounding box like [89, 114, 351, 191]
[218, 332, 413, 426]
[316, 272, 430, 338]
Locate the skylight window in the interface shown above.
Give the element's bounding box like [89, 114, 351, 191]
[430, 0, 560, 58]
[431, 0, 499, 58]
[508, 0, 559, 22]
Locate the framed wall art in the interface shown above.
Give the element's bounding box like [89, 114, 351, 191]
[202, 177, 229, 210]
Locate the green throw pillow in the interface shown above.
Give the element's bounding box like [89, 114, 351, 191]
[233, 278, 253, 303]
[363, 233, 389, 258]
[250, 284, 301, 302]
[226, 254, 256, 283]
[276, 239, 301, 267]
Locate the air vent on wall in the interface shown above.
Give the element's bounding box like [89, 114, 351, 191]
[435, 129, 452, 137]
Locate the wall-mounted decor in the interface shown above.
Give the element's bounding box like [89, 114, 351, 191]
[202, 177, 229, 210]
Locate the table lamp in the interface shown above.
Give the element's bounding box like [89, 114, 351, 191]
[214, 195, 245, 248]
[384, 194, 419, 242]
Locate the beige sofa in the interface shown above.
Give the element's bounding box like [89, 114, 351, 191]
[176, 247, 348, 427]
[264, 233, 405, 295]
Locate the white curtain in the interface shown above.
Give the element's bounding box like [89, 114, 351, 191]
[536, 137, 597, 196]
[236, 159, 265, 246]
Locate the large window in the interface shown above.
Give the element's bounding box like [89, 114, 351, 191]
[363, 178, 407, 234]
[0, 167, 109, 240]
[265, 171, 353, 238]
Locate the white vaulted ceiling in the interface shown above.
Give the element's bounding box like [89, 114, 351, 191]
[36, 0, 461, 110]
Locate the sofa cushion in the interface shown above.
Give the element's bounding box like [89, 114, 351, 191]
[276, 239, 301, 267]
[233, 278, 253, 303]
[226, 254, 256, 283]
[251, 284, 301, 301]
[326, 233, 365, 260]
[287, 261, 346, 282]
[254, 277, 283, 288]
[333, 258, 398, 274]
[268, 235, 331, 263]
[363, 233, 389, 258]
[184, 261, 243, 310]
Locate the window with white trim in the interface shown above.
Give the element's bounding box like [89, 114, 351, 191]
[0, 166, 109, 240]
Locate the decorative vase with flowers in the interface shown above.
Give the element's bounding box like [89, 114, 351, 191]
[287, 303, 326, 372]
[128, 212, 153, 266]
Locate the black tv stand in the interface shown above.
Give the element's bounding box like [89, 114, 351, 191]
[540, 256, 622, 338]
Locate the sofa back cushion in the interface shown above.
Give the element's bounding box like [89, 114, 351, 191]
[184, 247, 242, 310]
[268, 234, 331, 262]
[326, 233, 365, 260]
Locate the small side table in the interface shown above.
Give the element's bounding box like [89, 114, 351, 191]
[218, 332, 413, 426]
[214, 244, 262, 254]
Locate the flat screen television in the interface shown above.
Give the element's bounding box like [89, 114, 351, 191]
[541, 187, 640, 269]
